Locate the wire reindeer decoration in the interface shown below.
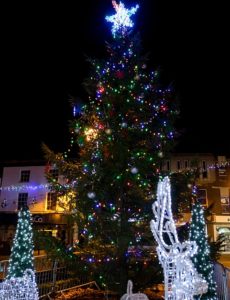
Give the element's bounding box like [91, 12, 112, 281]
[150, 176, 208, 300]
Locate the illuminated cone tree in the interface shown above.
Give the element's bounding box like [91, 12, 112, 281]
[45, 1, 178, 293]
[189, 200, 217, 299]
[7, 207, 35, 279]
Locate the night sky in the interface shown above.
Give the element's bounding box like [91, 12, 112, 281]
[1, 0, 229, 161]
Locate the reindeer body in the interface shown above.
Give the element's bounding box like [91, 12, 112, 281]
[0, 269, 38, 300]
[150, 177, 208, 300]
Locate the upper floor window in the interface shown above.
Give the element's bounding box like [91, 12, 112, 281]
[202, 161, 208, 179]
[221, 196, 230, 214]
[166, 160, 171, 171]
[47, 192, 57, 210]
[184, 160, 189, 169]
[20, 170, 30, 182]
[197, 189, 208, 207]
[18, 193, 28, 210]
[159, 161, 163, 171]
[177, 160, 181, 170]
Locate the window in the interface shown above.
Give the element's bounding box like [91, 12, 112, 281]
[20, 170, 30, 182]
[18, 193, 28, 209]
[218, 166, 227, 180]
[216, 227, 230, 252]
[202, 161, 208, 179]
[197, 189, 208, 207]
[221, 197, 230, 214]
[38, 229, 58, 238]
[177, 160, 181, 170]
[159, 161, 163, 171]
[166, 160, 171, 171]
[184, 160, 189, 169]
[47, 192, 57, 210]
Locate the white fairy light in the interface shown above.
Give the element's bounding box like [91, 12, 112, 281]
[105, 1, 139, 37]
[150, 176, 208, 300]
[0, 269, 38, 300]
[87, 191, 96, 199]
[131, 167, 138, 174]
[0, 183, 49, 192]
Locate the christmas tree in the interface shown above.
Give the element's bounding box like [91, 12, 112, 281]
[45, 1, 178, 293]
[7, 207, 35, 279]
[189, 199, 217, 299]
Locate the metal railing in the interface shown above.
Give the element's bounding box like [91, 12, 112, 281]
[1, 255, 90, 298]
[39, 281, 101, 300]
[2, 256, 229, 299]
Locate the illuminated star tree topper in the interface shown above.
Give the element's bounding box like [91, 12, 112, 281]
[105, 1, 139, 37]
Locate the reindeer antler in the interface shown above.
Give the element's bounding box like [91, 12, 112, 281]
[151, 176, 179, 251]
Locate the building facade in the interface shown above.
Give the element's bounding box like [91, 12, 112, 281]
[0, 161, 75, 255]
[167, 154, 230, 256]
[0, 155, 229, 258]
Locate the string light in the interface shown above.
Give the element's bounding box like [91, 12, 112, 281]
[0, 208, 39, 299]
[6, 208, 35, 279]
[189, 200, 218, 299]
[84, 127, 98, 141]
[151, 177, 208, 299]
[48, 0, 178, 289]
[105, 1, 139, 37]
[0, 183, 49, 192]
[0, 269, 38, 300]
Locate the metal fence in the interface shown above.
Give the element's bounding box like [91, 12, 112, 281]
[214, 262, 230, 300]
[0, 255, 90, 298]
[2, 256, 230, 299]
[36, 260, 90, 297]
[0, 255, 51, 278]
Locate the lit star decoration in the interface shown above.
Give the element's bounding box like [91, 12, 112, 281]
[105, 1, 139, 37]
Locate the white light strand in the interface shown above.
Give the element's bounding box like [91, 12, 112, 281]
[150, 176, 208, 300]
[208, 161, 230, 169]
[0, 181, 76, 192]
[0, 183, 49, 192]
[0, 269, 39, 300]
[105, 1, 139, 37]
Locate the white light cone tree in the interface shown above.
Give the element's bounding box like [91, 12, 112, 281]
[0, 207, 39, 300]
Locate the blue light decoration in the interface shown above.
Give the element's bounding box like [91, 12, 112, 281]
[105, 1, 139, 37]
[71, 98, 84, 117]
